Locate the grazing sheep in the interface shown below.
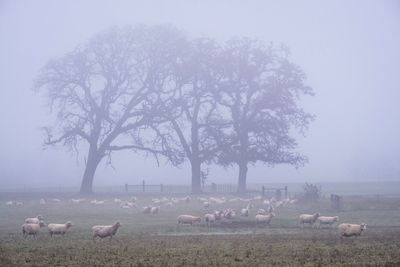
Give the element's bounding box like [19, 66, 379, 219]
[16, 201, 23, 206]
[142, 206, 151, 214]
[39, 198, 46, 205]
[177, 215, 201, 225]
[241, 203, 253, 217]
[257, 209, 267, 215]
[52, 198, 61, 203]
[91, 200, 105, 205]
[223, 208, 236, 219]
[184, 196, 191, 203]
[203, 201, 210, 209]
[150, 206, 160, 215]
[316, 216, 339, 228]
[5, 201, 13, 206]
[92, 222, 121, 240]
[114, 198, 122, 203]
[214, 210, 224, 220]
[338, 223, 367, 238]
[25, 215, 44, 224]
[255, 212, 275, 224]
[204, 213, 216, 226]
[22, 223, 44, 238]
[48, 221, 73, 237]
[121, 201, 136, 209]
[299, 213, 320, 227]
[71, 199, 84, 204]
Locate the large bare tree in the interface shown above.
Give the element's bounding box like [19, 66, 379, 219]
[213, 38, 314, 193]
[35, 25, 186, 194]
[157, 38, 223, 193]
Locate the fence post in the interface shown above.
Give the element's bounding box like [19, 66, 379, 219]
[160, 184, 164, 193]
[262, 186, 265, 198]
[142, 180, 145, 192]
[212, 183, 216, 193]
[125, 184, 128, 193]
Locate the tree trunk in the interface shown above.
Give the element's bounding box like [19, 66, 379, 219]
[190, 159, 202, 194]
[79, 149, 101, 194]
[237, 161, 248, 194]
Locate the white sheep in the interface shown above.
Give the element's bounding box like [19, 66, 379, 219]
[6, 201, 13, 206]
[257, 209, 267, 215]
[177, 215, 201, 225]
[114, 198, 122, 203]
[255, 212, 275, 224]
[142, 206, 151, 214]
[52, 198, 61, 203]
[92, 222, 121, 240]
[150, 206, 160, 215]
[16, 201, 23, 206]
[223, 208, 236, 219]
[213, 210, 224, 220]
[204, 213, 216, 226]
[25, 215, 44, 224]
[338, 223, 367, 238]
[39, 198, 46, 205]
[241, 203, 253, 217]
[48, 221, 73, 237]
[316, 216, 339, 228]
[71, 198, 84, 204]
[22, 223, 44, 238]
[299, 213, 320, 227]
[203, 201, 210, 209]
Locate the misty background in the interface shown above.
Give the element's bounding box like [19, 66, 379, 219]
[1, 0, 400, 190]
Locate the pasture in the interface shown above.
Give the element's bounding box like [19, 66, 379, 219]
[1, 193, 400, 266]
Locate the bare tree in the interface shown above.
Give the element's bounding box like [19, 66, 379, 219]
[157, 38, 223, 193]
[213, 38, 314, 193]
[35, 25, 187, 194]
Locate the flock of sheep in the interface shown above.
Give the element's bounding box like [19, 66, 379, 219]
[8, 195, 367, 240]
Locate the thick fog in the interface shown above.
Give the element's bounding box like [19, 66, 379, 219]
[1, 0, 400, 189]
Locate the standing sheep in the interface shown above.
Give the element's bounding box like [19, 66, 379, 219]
[255, 213, 275, 225]
[25, 215, 44, 224]
[316, 216, 339, 228]
[150, 206, 160, 215]
[22, 223, 45, 238]
[92, 222, 121, 241]
[338, 223, 367, 238]
[299, 213, 320, 227]
[177, 215, 201, 225]
[204, 213, 216, 226]
[48, 221, 73, 237]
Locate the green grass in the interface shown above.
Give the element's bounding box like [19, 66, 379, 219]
[1, 194, 400, 266]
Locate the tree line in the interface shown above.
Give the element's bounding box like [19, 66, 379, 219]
[35, 25, 314, 194]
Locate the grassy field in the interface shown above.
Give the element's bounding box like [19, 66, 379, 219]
[0, 193, 400, 266]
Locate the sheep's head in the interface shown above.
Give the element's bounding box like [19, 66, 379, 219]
[114, 222, 121, 228]
[270, 212, 276, 217]
[195, 217, 201, 223]
[334, 216, 339, 221]
[37, 215, 44, 220]
[315, 212, 320, 217]
[65, 221, 73, 228]
[39, 221, 46, 227]
[361, 223, 367, 231]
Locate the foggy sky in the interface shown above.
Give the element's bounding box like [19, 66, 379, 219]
[1, 0, 400, 189]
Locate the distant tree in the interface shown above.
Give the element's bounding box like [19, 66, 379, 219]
[35, 25, 187, 194]
[213, 38, 314, 193]
[156, 38, 223, 194]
